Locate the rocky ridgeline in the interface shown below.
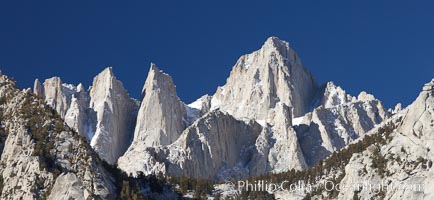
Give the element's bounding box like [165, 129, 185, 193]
[32, 37, 392, 182]
[119, 37, 389, 180]
[0, 73, 116, 199]
[34, 68, 139, 164]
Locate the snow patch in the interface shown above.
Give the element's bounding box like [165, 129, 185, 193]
[187, 98, 203, 110]
[256, 120, 266, 127]
[292, 116, 304, 126]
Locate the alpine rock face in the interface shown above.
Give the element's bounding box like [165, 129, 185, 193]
[296, 81, 390, 165]
[0, 73, 116, 199]
[211, 36, 318, 119]
[6, 36, 418, 198]
[119, 37, 386, 180]
[302, 79, 434, 200]
[119, 110, 263, 180]
[34, 67, 139, 164]
[131, 63, 186, 147]
[88, 67, 138, 164]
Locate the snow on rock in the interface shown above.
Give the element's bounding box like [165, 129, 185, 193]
[297, 82, 389, 166]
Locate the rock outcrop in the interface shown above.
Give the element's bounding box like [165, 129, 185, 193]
[132, 64, 186, 147]
[249, 103, 307, 175]
[63, 83, 92, 140]
[296, 82, 389, 166]
[33, 79, 44, 98]
[0, 73, 116, 199]
[88, 67, 138, 164]
[118, 37, 388, 180]
[39, 77, 73, 118]
[33, 67, 139, 164]
[335, 79, 434, 200]
[118, 110, 263, 180]
[27, 37, 393, 189]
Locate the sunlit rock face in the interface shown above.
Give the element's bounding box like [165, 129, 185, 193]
[34, 67, 138, 164]
[211, 36, 318, 120]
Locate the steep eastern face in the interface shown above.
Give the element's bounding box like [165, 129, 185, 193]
[118, 110, 263, 180]
[34, 67, 139, 164]
[118, 39, 315, 180]
[118, 64, 189, 176]
[119, 37, 389, 181]
[30, 37, 393, 186]
[211, 36, 318, 119]
[132, 64, 186, 147]
[89, 67, 138, 164]
[249, 103, 307, 176]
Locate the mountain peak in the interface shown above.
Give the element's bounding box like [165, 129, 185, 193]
[98, 66, 114, 79]
[264, 36, 288, 46]
[211, 36, 318, 118]
[422, 78, 434, 91]
[148, 63, 169, 78]
[33, 78, 44, 97]
[141, 63, 175, 96]
[149, 62, 159, 71]
[124, 62, 186, 149]
[262, 36, 291, 52]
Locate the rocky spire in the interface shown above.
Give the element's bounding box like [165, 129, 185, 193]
[318, 81, 355, 108]
[249, 103, 307, 175]
[0, 72, 116, 199]
[399, 78, 434, 135]
[42, 77, 71, 118]
[33, 78, 44, 98]
[132, 63, 186, 147]
[64, 83, 90, 139]
[118, 110, 263, 179]
[89, 67, 138, 164]
[211, 36, 318, 120]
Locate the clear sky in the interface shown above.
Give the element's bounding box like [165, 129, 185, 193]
[0, 0, 433, 108]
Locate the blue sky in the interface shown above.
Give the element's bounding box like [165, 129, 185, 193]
[0, 0, 433, 108]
